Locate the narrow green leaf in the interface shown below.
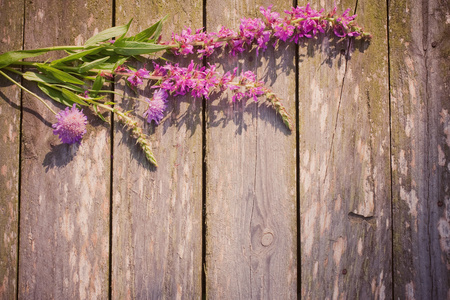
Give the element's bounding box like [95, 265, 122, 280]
[0, 49, 49, 68]
[95, 63, 116, 71]
[88, 90, 118, 95]
[91, 75, 105, 97]
[93, 105, 108, 122]
[113, 56, 129, 71]
[85, 19, 133, 46]
[54, 83, 85, 93]
[112, 41, 169, 55]
[78, 56, 110, 73]
[132, 16, 167, 42]
[38, 83, 74, 107]
[22, 71, 61, 84]
[38, 64, 85, 85]
[61, 88, 88, 106]
[92, 74, 105, 91]
[51, 47, 102, 65]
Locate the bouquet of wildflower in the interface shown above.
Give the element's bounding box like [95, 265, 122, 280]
[0, 3, 370, 167]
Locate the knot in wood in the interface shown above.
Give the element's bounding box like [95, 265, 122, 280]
[261, 232, 274, 247]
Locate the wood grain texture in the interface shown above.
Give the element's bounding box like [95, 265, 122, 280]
[299, 0, 391, 298]
[0, 0, 24, 298]
[390, 0, 450, 298]
[205, 1, 297, 298]
[111, 1, 203, 299]
[18, 0, 112, 298]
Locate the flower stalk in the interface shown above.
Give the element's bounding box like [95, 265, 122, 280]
[96, 103, 158, 166]
[0, 69, 57, 115]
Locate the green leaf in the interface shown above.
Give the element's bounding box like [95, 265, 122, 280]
[22, 71, 61, 84]
[85, 19, 133, 46]
[38, 83, 74, 107]
[61, 88, 88, 106]
[93, 105, 108, 122]
[78, 56, 110, 73]
[0, 49, 49, 68]
[37, 64, 85, 85]
[91, 74, 105, 97]
[51, 47, 102, 65]
[113, 56, 129, 71]
[92, 74, 105, 91]
[132, 16, 167, 42]
[54, 83, 85, 93]
[112, 41, 169, 55]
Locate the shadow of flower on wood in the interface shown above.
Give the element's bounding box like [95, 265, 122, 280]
[42, 143, 78, 171]
[300, 35, 370, 68]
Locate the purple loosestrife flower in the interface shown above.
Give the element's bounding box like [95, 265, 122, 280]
[127, 68, 150, 87]
[172, 28, 195, 55]
[260, 5, 280, 25]
[166, 4, 370, 58]
[52, 104, 88, 145]
[143, 89, 168, 124]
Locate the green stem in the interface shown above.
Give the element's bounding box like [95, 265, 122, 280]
[19, 45, 90, 53]
[0, 69, 57, 115]
[4, 67, 24, 76]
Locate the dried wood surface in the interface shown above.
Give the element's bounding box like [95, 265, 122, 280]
[18, 0, 112, 298]
[111, 1, 203, 298]
[390, 0, 450, 298]
[299, 0, 391, 298]
[0, 0, 24, 298]
[205, 0, 297, 298]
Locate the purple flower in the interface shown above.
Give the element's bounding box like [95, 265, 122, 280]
[260, 5, 280, 25]
[333, 23, 347, 37]
[127, 68, 150, 86]
[273, 23, 295, 42]
[217, 26, 237, 39]
[143, 89, 168, 124]
[52, 104, 88, 144]
[240, 18, 266, 44]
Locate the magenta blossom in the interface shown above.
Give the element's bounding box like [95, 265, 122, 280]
[127, 68, 150, 86]
[166, 4, 370, 58]
[52, 104, 88, 144]
[143, 89, 168, 124]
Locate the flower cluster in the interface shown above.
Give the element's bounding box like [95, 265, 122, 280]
[115, 61, 292, 130]
[52, 104, 88, 145]
[168, 4, 371, 58]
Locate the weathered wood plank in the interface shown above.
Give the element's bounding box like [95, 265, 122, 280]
[390, 0, 450, 298]
[18, 1, 112, 298]
[0, 0, 24, 298]
[299, 0, 391, 298]
[205, 1, 297, 298]
[111, 1, 203, 298]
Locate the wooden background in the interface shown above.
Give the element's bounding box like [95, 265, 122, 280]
[0, 0, 449, 298]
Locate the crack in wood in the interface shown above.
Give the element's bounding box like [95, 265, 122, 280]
[422, 0, 434, 295]
[323, 39, 352, 184]
[348, 212, 375, 221]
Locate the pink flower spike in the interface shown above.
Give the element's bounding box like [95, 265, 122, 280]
[136, 68, 150, 78]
